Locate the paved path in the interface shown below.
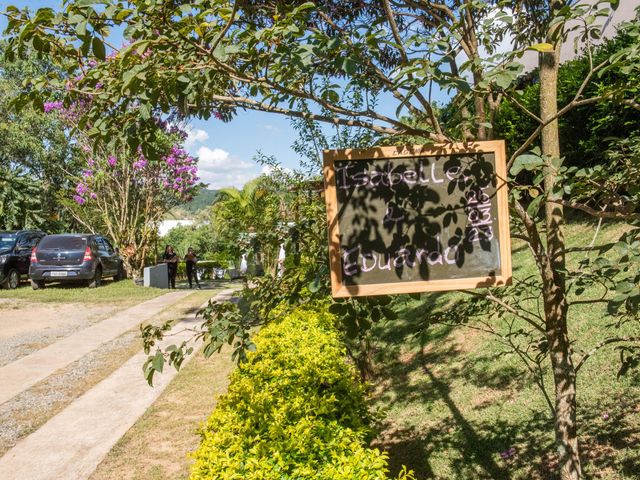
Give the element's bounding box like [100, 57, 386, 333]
[0, 290, 192, 405]
[0, 288, 236, 480]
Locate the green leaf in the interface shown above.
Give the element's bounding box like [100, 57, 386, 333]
[75, 20, 88, 36]
[510, 153, 545, 176]
[308, 276, 321, 293]
[152, 351, 164, 373]
[92, 37, 106, 61]
[527, 195, 543, 217]
[528, 43, 555, 53]
[342, 57, 357, 76]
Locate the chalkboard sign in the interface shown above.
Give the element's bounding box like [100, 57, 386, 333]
[323, 141, 512, 297]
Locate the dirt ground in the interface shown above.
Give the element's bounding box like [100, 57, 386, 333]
[0, 299, 117, 339]
[0, 299, 119, 367]
[0, 290, 217, 457]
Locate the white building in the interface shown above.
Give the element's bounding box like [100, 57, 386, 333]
[520, 0, 639, 69]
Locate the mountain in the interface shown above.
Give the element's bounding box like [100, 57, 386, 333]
[168, 188, 218, 219]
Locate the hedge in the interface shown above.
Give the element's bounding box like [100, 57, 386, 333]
[176, 260, 227, 280]
[189, 307, 413, 480]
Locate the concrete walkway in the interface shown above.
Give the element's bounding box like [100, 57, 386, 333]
[0, 288, 236, 480]
[0, 290, 192, 405]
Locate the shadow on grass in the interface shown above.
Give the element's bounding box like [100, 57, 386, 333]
[370, 298, 640, 479]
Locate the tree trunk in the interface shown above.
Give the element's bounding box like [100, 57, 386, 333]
[539, 32, 583, 480]
[473, 68, 490, 141]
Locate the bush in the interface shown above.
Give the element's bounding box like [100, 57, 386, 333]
[176, 260, 229, 280]
[189, 307, 413, 480]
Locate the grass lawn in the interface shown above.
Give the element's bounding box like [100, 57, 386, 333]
[371, 218, 640, 479]
[0, 279, 167, 304]
[89, 345, 235, 480]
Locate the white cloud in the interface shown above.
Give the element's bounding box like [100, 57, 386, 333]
[263, 124, 281, 133]
[196, 146, 260, 189]
[185, 128, 210, 148]
[261, 164, 292, 175]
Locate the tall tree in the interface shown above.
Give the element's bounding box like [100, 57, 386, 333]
[0, 44, 79, 231]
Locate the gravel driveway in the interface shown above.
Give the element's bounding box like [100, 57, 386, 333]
[0, 300, 120, 367]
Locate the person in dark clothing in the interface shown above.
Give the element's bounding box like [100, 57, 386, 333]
[184, 247, 201, 289]
[162, 245, 178, 289]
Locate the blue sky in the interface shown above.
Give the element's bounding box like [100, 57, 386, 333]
[0, 0, 455, 189]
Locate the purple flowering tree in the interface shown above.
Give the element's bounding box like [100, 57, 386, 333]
[45, 102, 200, 276]
[72, 140, 198, 276]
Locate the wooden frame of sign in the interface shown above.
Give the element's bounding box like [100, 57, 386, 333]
[323, 140, 512, 298]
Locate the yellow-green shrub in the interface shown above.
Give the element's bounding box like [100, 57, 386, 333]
[190, 307, 413, 480]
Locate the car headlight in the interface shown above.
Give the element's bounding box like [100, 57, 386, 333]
[0, 255, 7, 264]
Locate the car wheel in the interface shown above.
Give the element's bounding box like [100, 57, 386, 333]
[5, 269, 20, 290]
[87, 267, 102, 288]
[31, 279, 45, 290]
[113, 263, 126, 281]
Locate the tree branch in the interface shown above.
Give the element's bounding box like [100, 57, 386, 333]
[548, 199, 639, 220]
[210, 0, 238, 53]
[195, 95, 418, 136]
[575, 337, 640, 372]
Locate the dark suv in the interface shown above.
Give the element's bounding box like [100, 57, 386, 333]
[29, 234, 125, 289]
[0, 230, 46, 289]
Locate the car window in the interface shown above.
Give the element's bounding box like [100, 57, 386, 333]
[16, 233, 35, 250]
[16, 234, 30, 249]
[25, 234, 41, 249]
[38, 236, 87, 250]
[102, 238, 115, 254]
[95, 237, 107, 252]
[0, 234, 16, 252]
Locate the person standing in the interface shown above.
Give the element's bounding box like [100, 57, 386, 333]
[184, 247, 201, 289]
[162, 245, 178, 289]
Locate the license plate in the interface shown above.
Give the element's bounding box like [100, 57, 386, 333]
[50, 271, 68, 277]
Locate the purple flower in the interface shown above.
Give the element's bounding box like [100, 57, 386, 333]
[500, 447, 516, 459]
[44, 101, 64, 113]
[73, 195, 85, 205]
[76, 183, 88, 195]
[82, 170, 93, 178]
[602, 412, 609, 420]
[171, 145, 185, 156]
[133, 159, 147, 169]
[82, 145, 91, 153]
[90, 192, 97, 200]
[107, 155, 117, 167]
[87, 158, 95, 167]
